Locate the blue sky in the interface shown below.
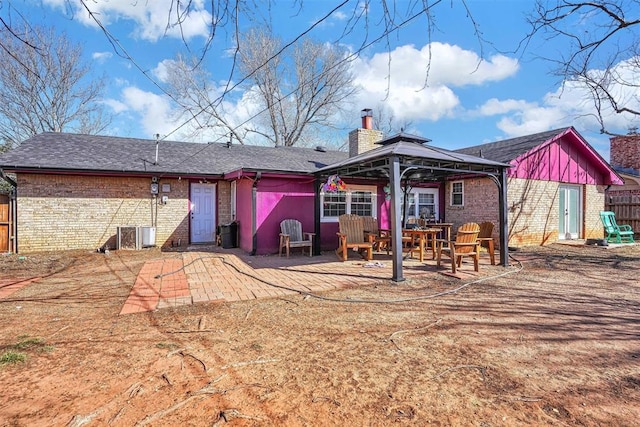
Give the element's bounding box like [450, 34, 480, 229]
[13, 0, 640, 160]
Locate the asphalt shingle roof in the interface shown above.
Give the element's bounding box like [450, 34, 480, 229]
[454, 128, 569, 163]
[0, 132, 348, 176]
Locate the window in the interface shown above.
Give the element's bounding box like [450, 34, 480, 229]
[401, 188, 439, 221]
[321, 185, 376, 221]
[451, 181, 464, 206]
[323, 192, 347, 217]
[417, 192, 436, 218]
[350, 191, 373, 216]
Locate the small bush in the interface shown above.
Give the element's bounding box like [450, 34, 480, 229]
[156, 342, 179, 350]
[13, 337, 45, 350]
[0, 351, 27, 365]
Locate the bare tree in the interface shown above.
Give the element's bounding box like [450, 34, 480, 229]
[0, 24, 110, 149]
[163, 28, 357, 147]
[372, 104, 414, 136]
[526, 0, 640, 134]
[238, 28, 357, 147]
[161, 54, 250, 144]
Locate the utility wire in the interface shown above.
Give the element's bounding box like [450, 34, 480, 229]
[152, 4, 431, 176]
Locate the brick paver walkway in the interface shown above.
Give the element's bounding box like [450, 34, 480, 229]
[0, 278, 40, 299]
[117, 248, 485, 314]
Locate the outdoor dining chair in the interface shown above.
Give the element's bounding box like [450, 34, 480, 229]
[477, 221, 496, 265]
[336, 214, 374, 261]
[436, 222, 481, 274]
[361, 215, 390, 254]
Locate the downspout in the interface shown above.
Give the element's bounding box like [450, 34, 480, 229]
[11, 189, 16, 253]
[314, 177, 321, 256]
[251, 172, 262, 255]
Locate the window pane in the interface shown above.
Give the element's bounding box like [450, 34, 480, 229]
[451, 182, 463, 206]
[401, 193, 415, 219]
[323, 192, 346, 217]
[417, 193, 435, 218]
[350, 191, 372, 216]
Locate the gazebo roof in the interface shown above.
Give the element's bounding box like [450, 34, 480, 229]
[316, 139, 511, 180]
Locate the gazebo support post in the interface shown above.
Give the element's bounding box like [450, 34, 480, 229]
[389, 156, 405, 282]
[498, 168, 509, 266]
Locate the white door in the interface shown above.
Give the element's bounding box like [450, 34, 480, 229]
[559, 185, 581, 240]
[190, 183, 216, 243]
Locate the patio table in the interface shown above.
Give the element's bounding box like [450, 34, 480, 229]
[402, 228, 440, 261]
[423, 222, 454, 241]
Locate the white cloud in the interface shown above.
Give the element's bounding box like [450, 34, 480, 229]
[152, 59, 176, 83]
[43, 0, 212, 41]
[351, 42, 519, 123]
[92, 51, 112, 63]
[103, 98, 128, 114]
[120, 87, 175, 137]
[107, 79, 264, 144]
[333, 11, 347, 20]
[495, 107, 567, 136]
[476, 98, 532, 116]
[472, 57, 640, 138]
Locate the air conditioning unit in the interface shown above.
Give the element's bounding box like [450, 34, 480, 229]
[117, 226, 141, 250]
[140, 226, 156, 247]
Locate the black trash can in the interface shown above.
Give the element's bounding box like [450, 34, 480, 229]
[219, 221, 238, 248]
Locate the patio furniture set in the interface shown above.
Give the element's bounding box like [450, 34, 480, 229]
[278, 214, 498, 274]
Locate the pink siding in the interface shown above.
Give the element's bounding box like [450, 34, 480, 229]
[255, 178, 316, 254]
[509, 130, 621, 185]
[235, 177, 336, 255]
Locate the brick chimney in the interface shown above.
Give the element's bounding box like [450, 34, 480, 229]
[348, 108, 383, 157]
[610, 130, 640, 175]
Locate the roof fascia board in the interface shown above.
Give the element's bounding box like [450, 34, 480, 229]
[2, 167, 223, 180]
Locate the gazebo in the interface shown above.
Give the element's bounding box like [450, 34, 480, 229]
[314, 133, 512, 282]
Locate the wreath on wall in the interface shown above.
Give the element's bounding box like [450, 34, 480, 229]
[322, 174, 347, 192]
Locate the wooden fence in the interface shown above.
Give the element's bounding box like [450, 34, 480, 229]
[605, 195, 640, 234]
[0, 192, 13, 253]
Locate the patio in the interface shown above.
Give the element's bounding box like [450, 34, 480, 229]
[119, 245, 502, 314]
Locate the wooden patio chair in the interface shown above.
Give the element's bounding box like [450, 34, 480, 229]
[599, 211, 635, 244]
[477, 221, 496, 265]
[361, 215, 390, 253]
[279, 219, 314, 257]
[436, 222, 481, 274]
[336, 214, 374, 261]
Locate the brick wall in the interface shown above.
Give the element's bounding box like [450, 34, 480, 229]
[217, 180, 232, 224]
[16, 174, 190, 253]
[348, 128, 383, 157]
[444, 177, 604, 247]
[584, 184, 606, 240]
[444, 178, 499, 240]
[610, 134, 640, 173]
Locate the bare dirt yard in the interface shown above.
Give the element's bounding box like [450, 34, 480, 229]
[1, 243, 639, 426]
